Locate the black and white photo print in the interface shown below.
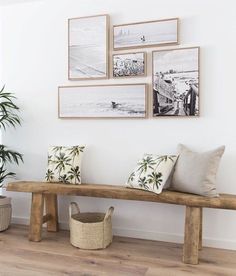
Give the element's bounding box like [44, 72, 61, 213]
[58, 84, 147, 118]
[68, 14, 109, 80]
[152, 47, 199, 117]
[113, 18, 178, 50]
[113, 52, 146, 78]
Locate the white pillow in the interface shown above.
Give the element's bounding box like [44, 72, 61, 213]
[171, 144, 225, 197]
[45, 145, 85, 184]
[126, 154, 178, 194]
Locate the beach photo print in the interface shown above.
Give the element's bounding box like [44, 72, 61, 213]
[68, 14, 109, 80]
[113, 18, 178, 50]
[58, 84, 147, 119]
[112, 52, 146, 78]
[152, 47, 199, 117]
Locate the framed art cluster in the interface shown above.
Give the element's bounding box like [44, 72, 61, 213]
[59, 14, 199, 119]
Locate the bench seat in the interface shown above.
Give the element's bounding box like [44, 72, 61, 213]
[6, 181, 236, 209]
[6, 181, 236, 265]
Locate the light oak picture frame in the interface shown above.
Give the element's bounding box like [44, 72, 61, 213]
[68, 14, 109, 80]
[112, 52, 147, 78]
[58, 84, 148, 119]
[113, 18, 179, 50]
[152, 46, 200, 117]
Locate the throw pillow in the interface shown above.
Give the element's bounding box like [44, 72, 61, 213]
[126, 154, 178, 194]
[45, 145, 85, 184]
[171, 144, 225, 197]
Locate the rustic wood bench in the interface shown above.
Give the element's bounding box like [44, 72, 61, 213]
[6, 181, 236, 265]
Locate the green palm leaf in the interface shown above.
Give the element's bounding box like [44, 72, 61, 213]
[0, 86, 23, 187]
[138, 176, 149, 190]
[58, 174, 70, 184]
[52, 146, 63, 154]
[137, 156, 156, 174]
[53, 152, 72, 176]
[45, 169, 55, 182]
[0, 145, 23, 165]
[68, 146, 84, 157]
[147, 172, 163, 190]
[127, 171, 135, 183]
[67, 166, 81, 184]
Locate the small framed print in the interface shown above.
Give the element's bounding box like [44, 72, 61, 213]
[58, 84, 147, 119]
[152, 47, 200, 117]
[68, 14, 109, 80]
[113, 18, 179, 50]
[112, 52, 146, 78]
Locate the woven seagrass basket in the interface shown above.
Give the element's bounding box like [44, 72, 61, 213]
[69, 202, 114, 250]
[0, 197, 12, 232]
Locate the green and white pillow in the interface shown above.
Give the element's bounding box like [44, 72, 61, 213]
[126, 154, 178, 194]
[45, 145, 85, 184]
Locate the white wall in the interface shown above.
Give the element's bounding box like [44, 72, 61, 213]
[1, 0, 236, 249]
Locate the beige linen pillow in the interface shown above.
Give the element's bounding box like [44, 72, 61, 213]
[171, 144, 225, 197]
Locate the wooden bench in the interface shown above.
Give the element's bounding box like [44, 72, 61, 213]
[6, 181, 236, 265]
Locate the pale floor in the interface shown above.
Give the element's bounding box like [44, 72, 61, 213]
[0, 225, 236, 276]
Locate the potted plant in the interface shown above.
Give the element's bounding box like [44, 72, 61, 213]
[0, 86, 23, 231]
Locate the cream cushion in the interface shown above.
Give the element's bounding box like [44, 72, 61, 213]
[45, 145, 85, 184]
[171, 144, 225, 197]
[126, 154, 178, 194]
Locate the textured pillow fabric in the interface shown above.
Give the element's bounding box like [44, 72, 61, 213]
[126, 154, 178, 194]
[171, 144, 225, 197]
[45, 145, 85, 184]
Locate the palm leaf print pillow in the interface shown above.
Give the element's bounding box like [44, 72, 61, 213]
[45, 146, 85, 184]
[126, 154, 178, 194]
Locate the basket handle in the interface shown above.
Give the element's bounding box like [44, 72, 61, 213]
[69, 202, 80, 218]
[104, 206, 114, 221]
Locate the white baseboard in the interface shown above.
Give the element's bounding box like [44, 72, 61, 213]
[11, 216, 236, 250]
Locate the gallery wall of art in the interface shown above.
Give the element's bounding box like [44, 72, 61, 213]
[1, 0, 236, 249]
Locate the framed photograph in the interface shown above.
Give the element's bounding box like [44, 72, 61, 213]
[113, 18, 178, 50]
[68, 14, 109, 80]
[152, 47, 200, 117]
[112, 52, 146, 78]
[58, 84, 147, 119]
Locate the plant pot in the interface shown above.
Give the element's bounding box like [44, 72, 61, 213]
[0, 196, 12, 232]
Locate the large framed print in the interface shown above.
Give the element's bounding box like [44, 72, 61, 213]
[58, 84, 147, 119]
[68, 14, 109, 80]
[113, 18, 179, 50]
[112, 52, 146, 78]
[152, 47, 200, 117]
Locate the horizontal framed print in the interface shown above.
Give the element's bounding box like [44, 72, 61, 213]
[113, 18, 179, 50]
[58, 84, 147, 119]
[68, 14, 109, 80]
[152, 47, 200, 117]
[112, 52, 146, 78]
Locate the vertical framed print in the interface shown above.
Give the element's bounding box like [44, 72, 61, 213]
[68, 14, 109, 80]
[152, 47, 200, 117]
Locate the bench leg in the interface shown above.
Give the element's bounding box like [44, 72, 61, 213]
[29, 193, 44, 242]
[45, 194, 59, 232]
[199, 208, 203, 250]
[183, 206, 201, 265]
